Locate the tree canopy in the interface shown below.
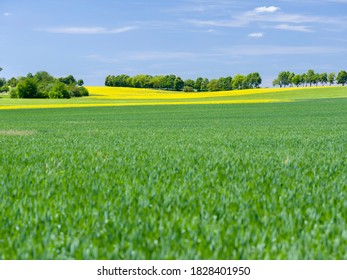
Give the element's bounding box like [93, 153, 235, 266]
[336, 70, 347, 86]
[8, 71, 89, 99]
[105, 72, 262, 92]
[273, 70, 345, 87]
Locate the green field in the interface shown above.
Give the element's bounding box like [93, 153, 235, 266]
[0, 89, 347, 259]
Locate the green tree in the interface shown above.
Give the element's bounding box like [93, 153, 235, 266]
[306, 70, 315, 87]
[274, 71, 291, 88]
[312, 73, 320, 86]
[163, 75, 176, 90]
[319, 73, 328, 86]
[232, 74, 245, 90]
[336, 70, 347, 86]
[48, 82, 71, 99]
[0, 78, 6, 87]
[200, 78, 209, 92]
[218, 76, 232, 90]
[174, 77, 184, 91]
[77, 79, 84, 86]
[247, 73, 262, 88]
[59, 75, 77, 86]
[301, 74, 307, 87]
[291, 75, 302, 87]
[184, 79, 195, 88]
[288, 72, 295, 87]
[105, 75, 116, 86]
[34, 71, 54, 83]
[328, 72, 335, 86]
[194, 77, 204, 91]
[7, 77, 18, 87]
[207, 79, 220, 91]
[151, 75, 165, 89]
[17, 79, 38, 98]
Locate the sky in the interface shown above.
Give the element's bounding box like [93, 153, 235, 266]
[0, 0, 347, 86]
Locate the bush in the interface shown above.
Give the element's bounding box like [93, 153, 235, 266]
[0, 85, 9, 93]
[9, 87, 19, 98]
[79, 86, 89, 96]
[48, 82, 71, 99]
[69, 86, 89, 97]
[183, 86, 194, 92]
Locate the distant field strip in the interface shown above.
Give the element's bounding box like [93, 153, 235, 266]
[0, 99, 288, 110]
[0, 86, 346, 110]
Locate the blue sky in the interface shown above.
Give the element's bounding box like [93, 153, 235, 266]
[1, 0, 347, 86]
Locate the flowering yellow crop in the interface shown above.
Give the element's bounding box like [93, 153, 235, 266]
[85, 86, 302, 100]
[2, 86, 331, 110]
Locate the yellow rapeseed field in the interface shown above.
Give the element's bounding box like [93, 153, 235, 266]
[85, 86, 303, 100]
[1, 86, 330, 110]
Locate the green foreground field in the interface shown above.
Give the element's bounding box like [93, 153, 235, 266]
[0, 95, 347, 259]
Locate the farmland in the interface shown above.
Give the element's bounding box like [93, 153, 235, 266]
[0, 87, 347, 259]
[0, 86, 346, 110]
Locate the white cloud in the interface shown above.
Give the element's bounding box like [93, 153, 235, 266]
[220, 45, 346, 56]
[274, 24, 314, 32]
[3, 12, 11, 16]
[186, 5, 346, 32]
[248, 32, 264, 38]
[36, 26, 137, 34]
[254, 6, 280, 13]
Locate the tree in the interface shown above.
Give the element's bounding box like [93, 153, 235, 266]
[291, 75, 302, 87]
[312, 73, 320, 86]
[319, 73, 328, 86]
[194, 77, 204, 91]
[328, 72, 335, 86]
[207, 79, 220, 91]
[173, 77, 184, 91]
[48, 82, 70, 99]
[17, 79, 38, 98]
[77, 79, 84, 86]
[301, 74, 307, 87]
[132, 74, 153, 88]
[59, 75, 77, 86]
[218, 76, 232, 90]
[163, 75, 176, 90]
[152, 75, 165, 89]
[305, 69, 315, 87]
[184, 79, 195, 88]
[336, 70, 347, 86]
[105, 75, 116, 86]
[247, 73, 262, 88]
[0, 78, 6, 87]
[232, 74, 245, 90]
[200, 78, 209, 92]
[288, 72, 295, 87]
[34, 71, 54, 84]
[274, 71, 291, 88]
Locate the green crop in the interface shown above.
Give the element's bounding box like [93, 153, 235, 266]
[0, 99, 346, 259]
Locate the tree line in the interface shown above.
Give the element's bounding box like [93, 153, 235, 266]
[105, 73, 262, 92]
[0, 69, 89, 99]
[273, 70, 347, 87]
